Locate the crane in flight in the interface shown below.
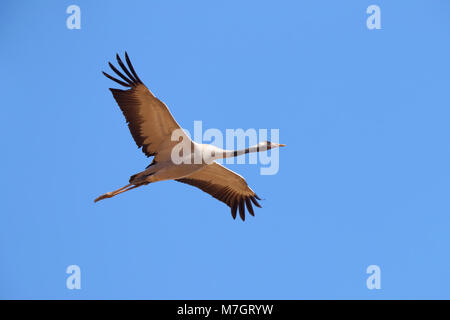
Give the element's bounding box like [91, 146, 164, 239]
[95, 53, 285, 221]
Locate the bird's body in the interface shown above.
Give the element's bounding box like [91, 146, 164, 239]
[95, 53, 285, 221]
[131, 160, 205, 185]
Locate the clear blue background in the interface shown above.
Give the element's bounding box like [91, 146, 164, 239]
[1, 0, 450, 299]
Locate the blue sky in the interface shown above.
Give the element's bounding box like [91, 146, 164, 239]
[1, 0, 450, 299]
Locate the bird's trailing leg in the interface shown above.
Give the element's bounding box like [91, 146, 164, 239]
[94, 184, 140, 202]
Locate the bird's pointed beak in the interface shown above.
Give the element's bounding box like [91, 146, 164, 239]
[279, 144, 286, 147]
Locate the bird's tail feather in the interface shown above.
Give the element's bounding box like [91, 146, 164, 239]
[129, 171, 154, 184]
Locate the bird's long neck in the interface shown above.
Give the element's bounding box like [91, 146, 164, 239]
[220, 144, 265, 159]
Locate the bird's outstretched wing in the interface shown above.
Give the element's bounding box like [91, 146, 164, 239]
[176, 163, 262, 221]
[103, 52, 190, 161]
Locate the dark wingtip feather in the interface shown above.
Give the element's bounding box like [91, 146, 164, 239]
[108, 62, 134, 86]
[250, 196, 262, 208]
[245, 197, 255, 216]
[102, 71, 132, 87]
[124, 51, 143, 84]
[231, 202, 238, 219]
[116, 53, 138, 83]
[238, 198, 245, 221]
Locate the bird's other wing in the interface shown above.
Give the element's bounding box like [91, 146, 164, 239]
[176, 162, 262, 221]
[103, 52, 191, 161]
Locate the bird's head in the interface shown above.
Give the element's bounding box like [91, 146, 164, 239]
[259, 140, 286, 150]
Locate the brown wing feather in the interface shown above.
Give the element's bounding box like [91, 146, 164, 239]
[103, 52, 189, 160]
[176, 163, 262, 221]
